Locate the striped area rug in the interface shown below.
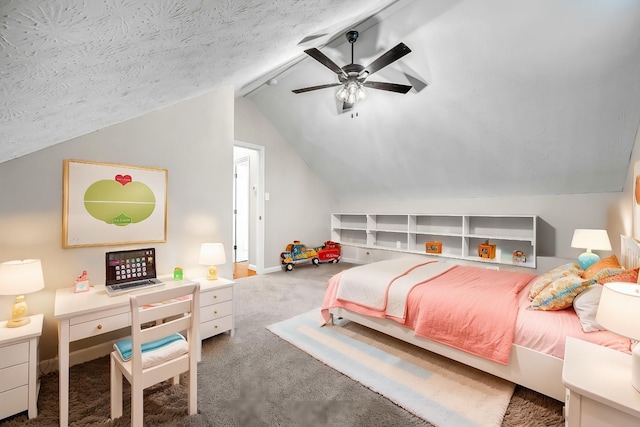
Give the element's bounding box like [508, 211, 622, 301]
[268, 309, 515, 427]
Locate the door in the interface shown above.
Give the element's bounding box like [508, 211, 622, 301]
[233, 156, 250, 263]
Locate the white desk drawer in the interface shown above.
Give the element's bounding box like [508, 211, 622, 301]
[200, 287, 232, 306]
[0, 385, 28, 420]
[0, 341, 29, 369]
[0, 363, 28, 392]
[200, 315, 233, 339]
[200, 301, 233, 323]
[70, 312, 131, 341]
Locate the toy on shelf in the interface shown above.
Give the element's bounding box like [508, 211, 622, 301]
[280, 240, 341, 271]
[425, 241, 442, 254]
[478, 240, 496, 259]
[512, 250, 527, 264]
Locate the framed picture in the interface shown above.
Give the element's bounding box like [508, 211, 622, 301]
[634, 160, 640, 241]
[63, 159, 168, 248]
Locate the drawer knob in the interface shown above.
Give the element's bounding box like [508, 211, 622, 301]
[215, 325, 218, 329]
[214, 295, 217, 299]
[214, 310, 218, 314]
[97, 324, 103, 330]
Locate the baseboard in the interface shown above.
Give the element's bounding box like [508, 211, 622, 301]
[263, 265, 282, 274]
[39, 340, 117, 375]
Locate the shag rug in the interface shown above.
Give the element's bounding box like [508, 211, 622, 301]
[268, 309, 515, 427]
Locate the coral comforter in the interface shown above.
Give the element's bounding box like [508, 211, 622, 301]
[321, 259, 536, 365]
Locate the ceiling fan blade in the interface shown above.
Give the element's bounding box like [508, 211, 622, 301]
[304, 48, 348, 78]
[360, 43, 412, 78]
[363, 81, 412, 94]
[292, 83, 342, 94]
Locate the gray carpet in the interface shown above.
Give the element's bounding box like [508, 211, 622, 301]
[0, 262, 564, 426]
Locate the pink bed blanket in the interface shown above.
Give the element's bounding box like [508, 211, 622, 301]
[321, 262, 535, 365]
[403, 266, 534, 365]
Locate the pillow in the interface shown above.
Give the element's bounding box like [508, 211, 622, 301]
[597, 267, 639, 284]
[572, 285, 605, 332]
[581, 254, 622, 280]
[113, 333, 187, 369]
[530, 274, 592, 311]
[528, 263, 583, 300]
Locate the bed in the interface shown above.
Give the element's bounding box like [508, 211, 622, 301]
[321, 235, 640, 401]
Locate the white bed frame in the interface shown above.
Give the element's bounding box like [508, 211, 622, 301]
[329, 235, 640, 402]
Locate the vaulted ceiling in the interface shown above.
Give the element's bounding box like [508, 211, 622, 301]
[3, 0, 640, 200]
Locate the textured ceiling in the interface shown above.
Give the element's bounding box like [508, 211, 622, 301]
[0, 0, 397, 162]
[249, 0, 640, 199]
[3, 0, 640, 200]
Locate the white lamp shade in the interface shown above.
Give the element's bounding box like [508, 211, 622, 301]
[0, 259, 45, 296]
[199, 243, 226, 266]
[596, 282, 640, 342]
[570, 229, 612, 251]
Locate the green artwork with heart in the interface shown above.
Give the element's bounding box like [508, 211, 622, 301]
[83, 174, 156, 226]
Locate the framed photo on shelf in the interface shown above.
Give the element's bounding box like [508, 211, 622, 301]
[62, 159, 168, 248]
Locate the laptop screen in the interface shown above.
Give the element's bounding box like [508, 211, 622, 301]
[105, 248, 157, 286]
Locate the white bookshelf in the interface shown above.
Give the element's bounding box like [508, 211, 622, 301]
[331, 213, 537, 268]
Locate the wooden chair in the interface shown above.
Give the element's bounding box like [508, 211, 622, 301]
[110, 283, 200, 426]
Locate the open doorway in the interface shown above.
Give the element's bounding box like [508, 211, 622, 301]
[233, 143, 265, 278]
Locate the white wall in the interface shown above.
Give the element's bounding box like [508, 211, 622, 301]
[234, 97, 338, 271]
[336, 121, 640, 271]
[0, 88, 234, 360]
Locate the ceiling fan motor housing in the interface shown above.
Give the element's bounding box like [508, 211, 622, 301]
[346, 30, 359, 44]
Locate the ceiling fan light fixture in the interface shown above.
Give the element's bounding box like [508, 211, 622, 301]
[336, 81, 366, 104]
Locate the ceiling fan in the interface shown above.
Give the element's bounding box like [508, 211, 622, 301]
[292, 30, 413, 111]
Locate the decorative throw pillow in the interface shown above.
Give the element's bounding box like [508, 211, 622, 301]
[572, 285, 605, 332]
[528, 263, 583, 300]
[596, 267, 639, 284]
[581, 254, 622, 280]
[530, 274, 592, 311]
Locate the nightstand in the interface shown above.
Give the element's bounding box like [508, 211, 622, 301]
[562, 337, 640, 427]
[0, 314, 43, 420]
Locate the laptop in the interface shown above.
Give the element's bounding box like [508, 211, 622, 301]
[105, 248, 164, 296]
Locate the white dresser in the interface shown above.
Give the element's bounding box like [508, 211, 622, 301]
[0, 314, 43, 420]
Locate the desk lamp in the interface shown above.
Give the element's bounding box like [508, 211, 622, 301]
[570, 229, 612, 270]
[596, 282, 640, 392]
[0, 259, 45, 327]
[199, 243, 226, 280]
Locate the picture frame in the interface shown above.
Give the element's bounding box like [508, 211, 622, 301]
[63, 159, 168, 248]
[634, 160, 640, 241]
[74, 279, 90, 293]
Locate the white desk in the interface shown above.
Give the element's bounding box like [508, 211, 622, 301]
[54, 278, 234, 427]
[0, 314, 43, 420]
[563, 337, 640, 427]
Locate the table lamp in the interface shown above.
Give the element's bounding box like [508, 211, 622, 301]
[596, 282, 640, 392]
[570, 229, 612, 270]
[199, 243, 226, 280]
[0, 259, 45, 328]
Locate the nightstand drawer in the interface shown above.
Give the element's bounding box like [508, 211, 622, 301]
[0, 363, 29, 392]
[200, 301, 233, 323]
[0, 385, 28, 420]
[70, 312, 131, 341]
[200, 315, 233, 339]
[200, 287, 232, 306]
[0, 341, 29, 369]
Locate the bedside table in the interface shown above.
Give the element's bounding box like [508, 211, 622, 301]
[0, 314, 43, 420]
[562, 337, 640, 427]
